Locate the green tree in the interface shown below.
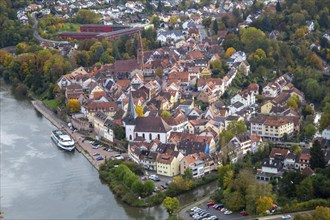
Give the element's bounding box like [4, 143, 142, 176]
[310, 140, 326, 169]
[276, 1, 282, 12]
[290, 144, 302, 154]
[218, 165, 232, 189]
[162, 197, 179, 216]
[75, 9, 100, 24]
[114, 125, 125, 140]
[131, 180, 145, 195]
[75, 50, 90, 67]
[304, 124, 316, 139]
[143, 180, 155, 196]
[240, 27, 266, 52]
[161, 110, 172, 118]
[183, 168, 193, 180]
[296, 177, 314, 201]
[227, 120, 247, 135]
[313, 206, 330, 220]
[319, 103, 330, 131]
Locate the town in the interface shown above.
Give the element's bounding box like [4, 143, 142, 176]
[1, 0, 330, 219]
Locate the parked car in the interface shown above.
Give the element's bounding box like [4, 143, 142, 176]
[207, 202, 215, 206]
[113, 154, 124, 160]
[215, 204, 224, 210]
[281, 215, 292, 219]
[96, 156, 104, 161]
[141, 176, 149, 181]
[240, 210, 249, 216]
[220, 208, 227, 212]
[93, 152, 100, 156]
[149, 175, 160, 181]
[224, 210, 232, 215]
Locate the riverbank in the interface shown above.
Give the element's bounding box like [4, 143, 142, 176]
[31, 100, 101, 170]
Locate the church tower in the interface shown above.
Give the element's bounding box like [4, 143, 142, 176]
[124, 90, 137, 141]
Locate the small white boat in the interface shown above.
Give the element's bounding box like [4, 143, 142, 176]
[51, 129, 75, 151]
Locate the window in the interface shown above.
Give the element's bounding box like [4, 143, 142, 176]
[149, 133, 152, 140]
[143, 133, 145, 139]
[129, 135, 132, 140]
[158, 134, 160, 139]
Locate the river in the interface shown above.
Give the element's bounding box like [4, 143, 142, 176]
[0, 81, 168, 220]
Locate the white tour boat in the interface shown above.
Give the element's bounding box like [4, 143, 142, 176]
[51, 129, 75, 151]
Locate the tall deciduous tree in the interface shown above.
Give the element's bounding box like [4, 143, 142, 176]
[66, 99, 81, 113]
[256, 196, 273, 215]
[162, 197, 179, 216]
[135, 105, 144, 117]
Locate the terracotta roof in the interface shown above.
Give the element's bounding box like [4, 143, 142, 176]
[187, 50, 204, 60]
[85, 101, 118, 112]
[116, 79, 131, 90]
[269, 148, 289, 159]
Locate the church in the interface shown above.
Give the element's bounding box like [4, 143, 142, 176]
[124, 91, 172, 143]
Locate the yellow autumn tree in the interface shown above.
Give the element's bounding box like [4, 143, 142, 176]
[135, 105, 144, 117]
[66, 99, 81, 113]
[256, 196, 273, 215]
[225, 47, 236, 58]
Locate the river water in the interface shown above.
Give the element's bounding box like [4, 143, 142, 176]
[0, 82, 168, 220]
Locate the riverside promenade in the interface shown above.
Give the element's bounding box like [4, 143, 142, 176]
[32, 100, 115, 170]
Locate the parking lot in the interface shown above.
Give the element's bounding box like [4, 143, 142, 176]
[141, 170, 173, 192]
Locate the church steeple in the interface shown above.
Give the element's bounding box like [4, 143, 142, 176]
[126, 90, 137, 120]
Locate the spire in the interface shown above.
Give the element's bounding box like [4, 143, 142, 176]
[127, 90, 137, 119]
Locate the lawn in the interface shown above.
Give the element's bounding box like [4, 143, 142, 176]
[43, 99, 59, 111]
[62, 23, 81, 32]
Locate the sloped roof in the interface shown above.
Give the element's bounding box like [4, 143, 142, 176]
[134, 116, 171, 133]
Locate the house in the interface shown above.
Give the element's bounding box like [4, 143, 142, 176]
[250, 134, 263, 153]
[284, 152, 296, 170]
[156, 151, 183, 177]
[295, 149, 311, 171]
[82, 101, 118, 122]
[65, 84, 84, 100]
[197, 89, 217, 103]
[180, 154, 205, 178]
[262, 76, 287, 98]
[230, 84, 258, 109]
[237, 60, 250, 76]
[322, 126, 330, 140]
[228, 133, 252, 161]
[57, 67, 89, 88]
[93, 111, 116, 142]
[250, 115, 295, 140]
[306, 20, 314, 32]
[260, 158, 283, 176]
[157, 30, 185, 43]
[269, 148, 289, 161]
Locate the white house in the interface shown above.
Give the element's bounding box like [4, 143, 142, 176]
[322, 126, 330, 140]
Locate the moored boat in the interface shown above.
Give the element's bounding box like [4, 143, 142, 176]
[51, 129, 75, 151]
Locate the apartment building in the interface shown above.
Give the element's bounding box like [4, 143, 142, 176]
[250, 115, 295, 140]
